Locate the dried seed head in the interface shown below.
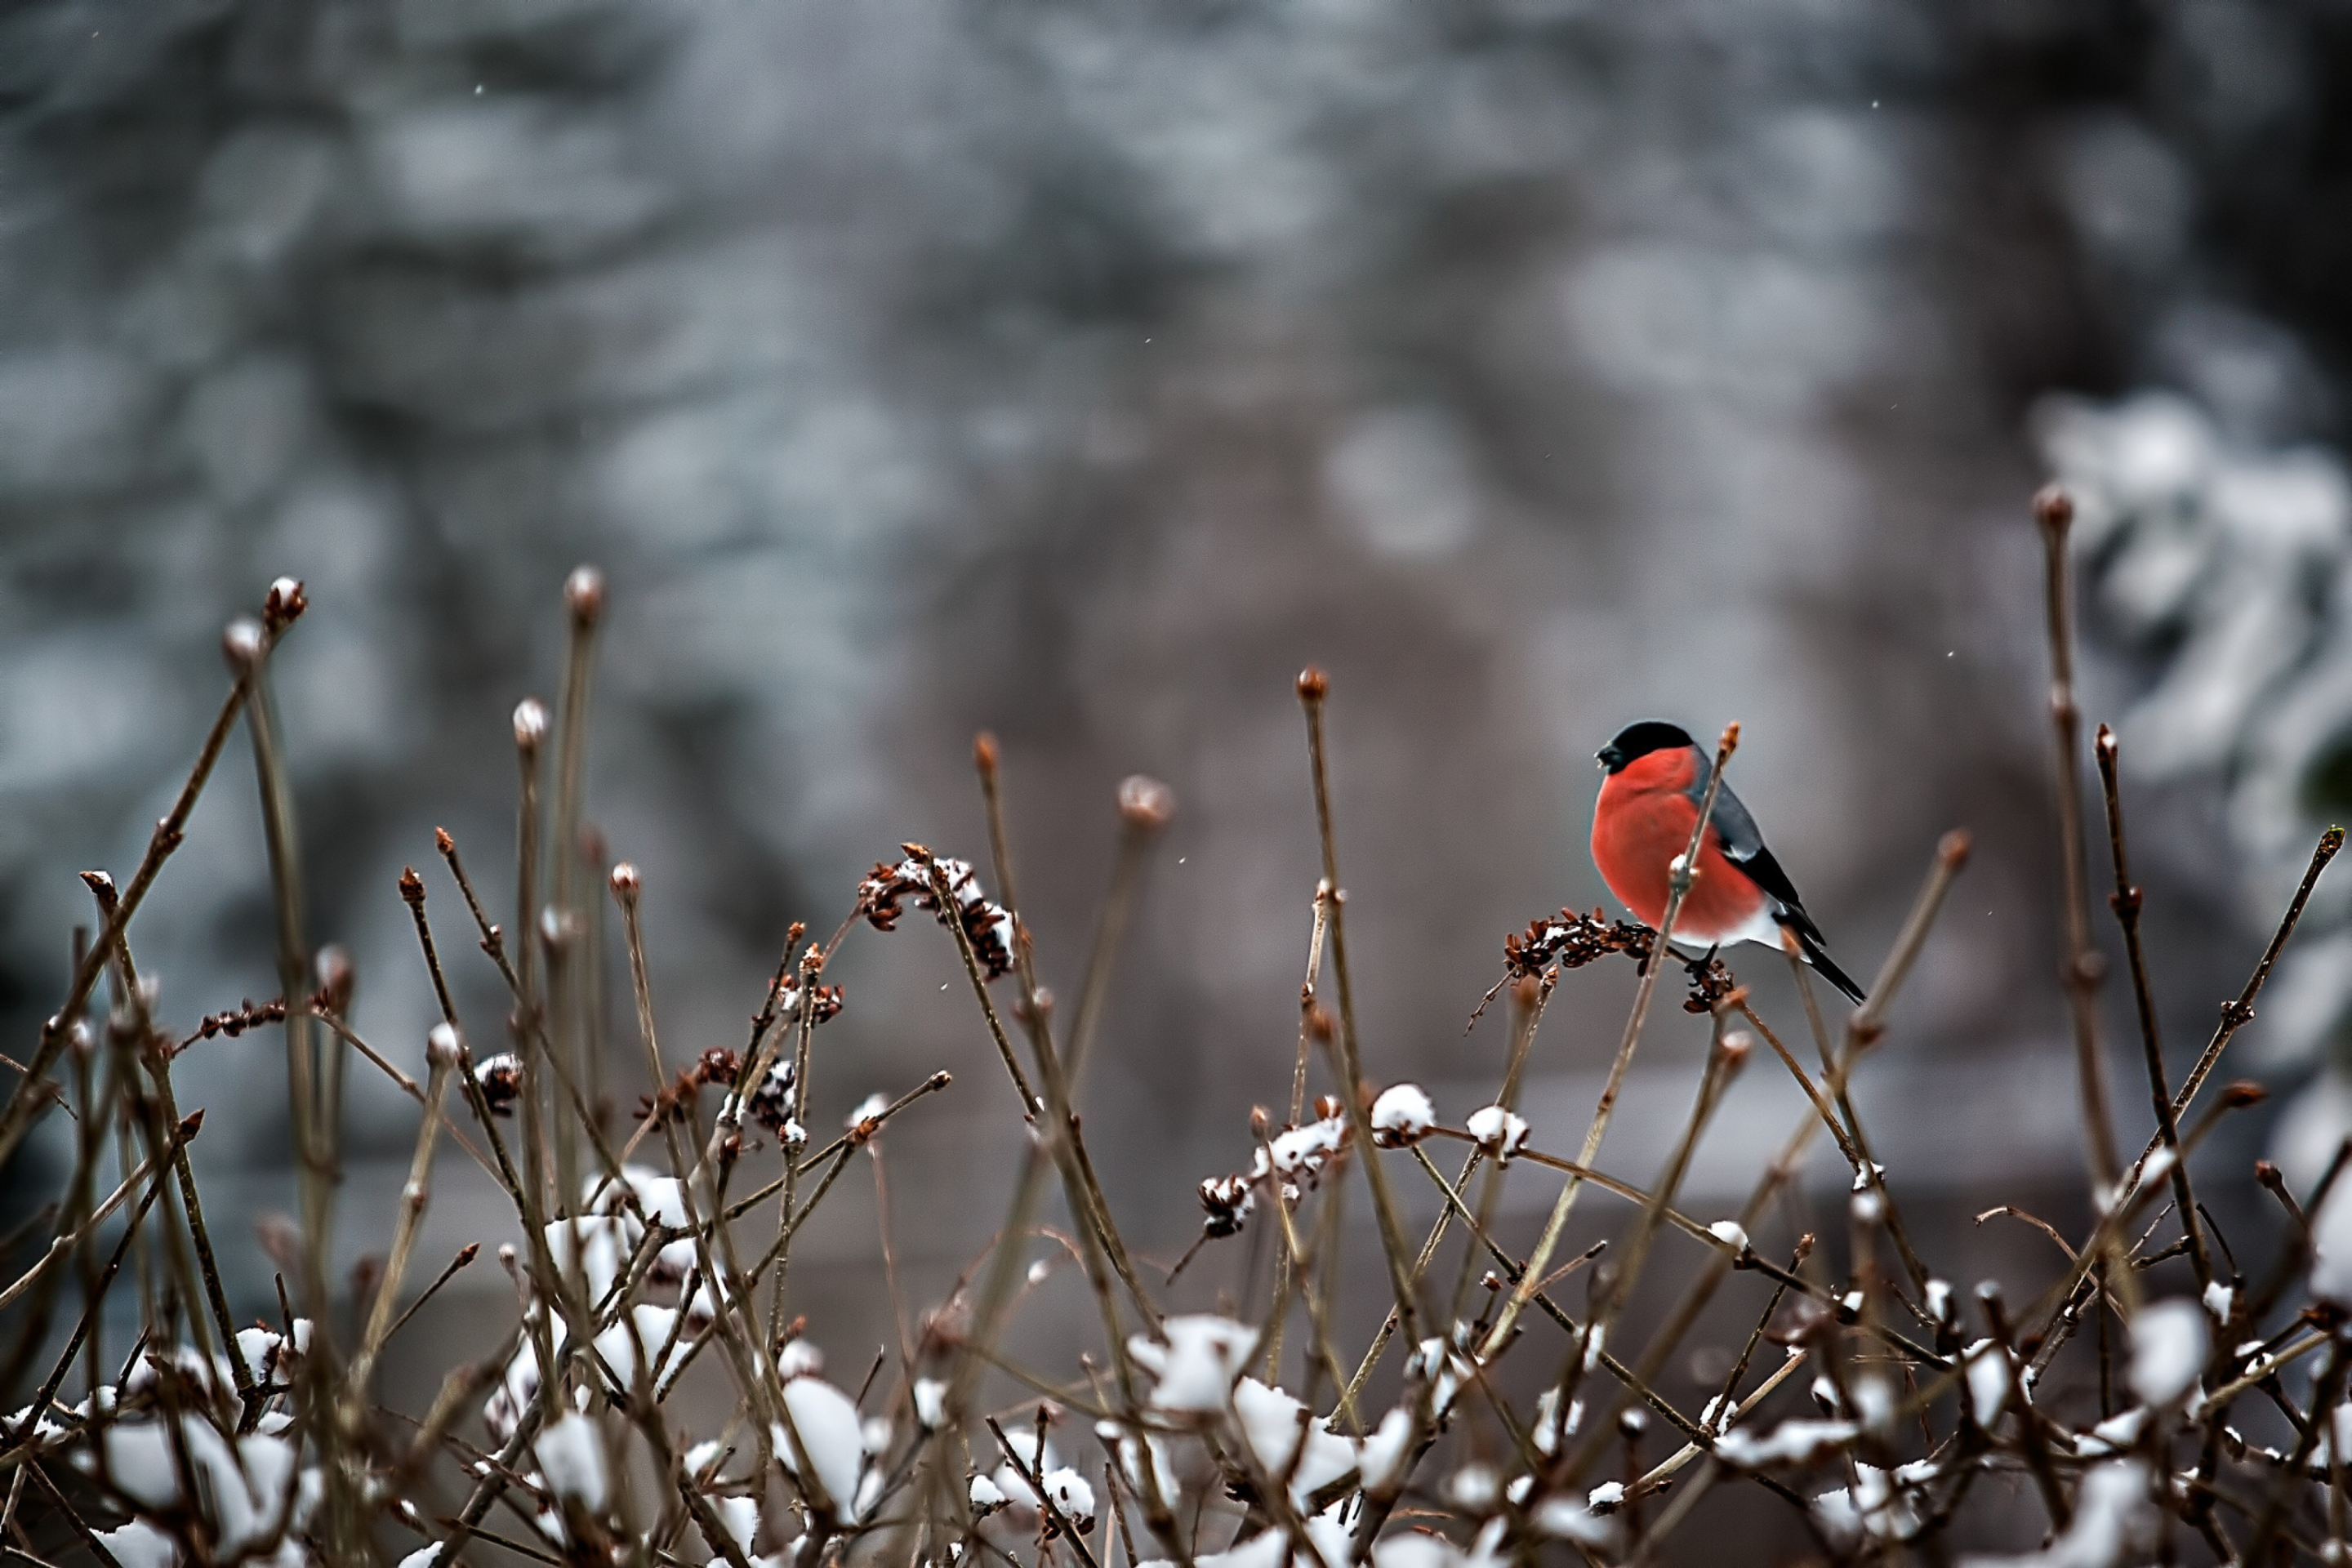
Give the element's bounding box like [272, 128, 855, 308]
[473, 1053, 524, 1116]
[609, 862, 641, 903]
[1116, 774, 1175, 828]
[2032, 483, 2074, 537]
[222, 617, 266, 670]
[1199, 1174, 1254, 1237]
[1296, 666, 1328, 702]
[263, 577, 308, 634]
[427, 1022, 466, 1071]
[512, 697, 550, 751]
[564, 564, 605, 627]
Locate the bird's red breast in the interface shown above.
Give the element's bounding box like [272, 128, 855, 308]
[1592, 747, 1770, 942]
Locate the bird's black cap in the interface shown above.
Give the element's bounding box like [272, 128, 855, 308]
[1597, 720, 1693, 774]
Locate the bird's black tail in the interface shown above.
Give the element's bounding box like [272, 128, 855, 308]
[1793, 924, 1867, 1005]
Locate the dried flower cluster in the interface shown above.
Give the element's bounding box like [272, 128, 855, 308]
[860, 853, 1018, 982]
[1501, 911, 1735, 1013]
[2, 523, 2350, 1568]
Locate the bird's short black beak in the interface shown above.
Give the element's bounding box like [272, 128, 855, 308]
[1597, 745, 1624, 774]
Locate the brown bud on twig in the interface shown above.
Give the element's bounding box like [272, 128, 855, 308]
[2033, 483, 2074, 537]
[434, 826, 455, 854]
[512, 697, 549, 752]
[1117, 774, 1175, 829]
[222, 617, 266, 671]
[1939, 828, 1971, 870]
[2221, 1080, 2268, 1108]
[1296, 666, 1328, 702]
[974, 731, 999, 777]
[609, 862, 640, 906]
[564, 564, 605, 628]
[399, 866, 425, 908]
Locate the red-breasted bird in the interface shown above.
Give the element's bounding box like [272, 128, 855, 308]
[1592, 720, 1866, 1004]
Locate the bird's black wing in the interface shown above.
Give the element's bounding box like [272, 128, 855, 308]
[1706, 777, 1868, 1002]
[1704, 781, 1804, 908]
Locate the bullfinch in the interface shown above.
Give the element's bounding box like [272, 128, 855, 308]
[1592, 720, 1866, 1004]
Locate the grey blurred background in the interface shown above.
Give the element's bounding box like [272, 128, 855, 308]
[6, 0, 2352, 1552]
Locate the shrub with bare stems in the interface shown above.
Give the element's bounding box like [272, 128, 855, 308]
[1, 492, 2349, 1567]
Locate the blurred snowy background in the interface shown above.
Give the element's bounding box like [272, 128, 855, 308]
[6, 0, 2352, 1529]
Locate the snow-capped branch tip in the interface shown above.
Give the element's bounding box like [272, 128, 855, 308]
[427, 1022, 466, 1071]
[609, 862, 641, 905]
[263, 576, 308, 635]
[1117, 774, 1175, 830]
[513, 697, 550, 752]
[1466, 1103, 1530, 1160]
[221, 616, 266, 671]
[1370, 1083, 1436, 1148]
[564, 564, 604, 628]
